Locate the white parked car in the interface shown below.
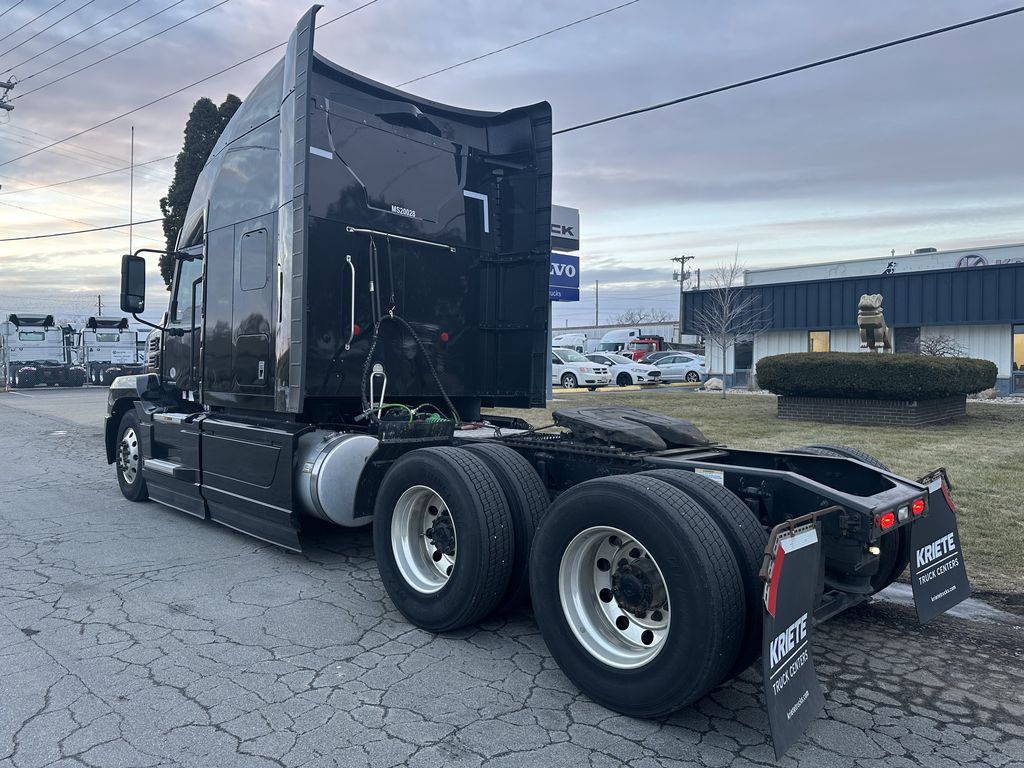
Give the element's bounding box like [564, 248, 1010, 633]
[586, 353, 662, 387]
[655, 353, 706, 383]
[552, 348, 610, 390]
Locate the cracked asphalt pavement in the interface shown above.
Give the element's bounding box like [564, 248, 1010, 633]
[2, 388, 1023, 768]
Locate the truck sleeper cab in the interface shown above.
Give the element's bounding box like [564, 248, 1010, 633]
[103, 7, 971, 760]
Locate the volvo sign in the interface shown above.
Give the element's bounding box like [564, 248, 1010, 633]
[550, 253, 580, 302]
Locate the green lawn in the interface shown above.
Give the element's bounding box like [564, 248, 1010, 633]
[485, 391, 1024, 595]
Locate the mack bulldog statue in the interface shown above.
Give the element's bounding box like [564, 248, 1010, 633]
[858, 294, 891, 352]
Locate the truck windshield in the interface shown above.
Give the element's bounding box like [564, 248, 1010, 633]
[18, 331, 44, 341]
[628, 342, 656, 352]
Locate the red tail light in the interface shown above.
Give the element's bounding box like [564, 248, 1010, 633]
[879, 511, 896, 530]
[352, 323, 361, 337]
[440, 331, 449, 343]
[911, 498, 925, 516]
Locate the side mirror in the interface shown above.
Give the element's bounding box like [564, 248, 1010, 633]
[120, 254, 146, 313]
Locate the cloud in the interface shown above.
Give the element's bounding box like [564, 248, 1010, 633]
[1, 0, 1022, 329]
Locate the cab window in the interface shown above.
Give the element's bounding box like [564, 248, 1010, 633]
[18, 331, 44, 341]
[173, 255, 204, 324]
[95, 332, 120, 342]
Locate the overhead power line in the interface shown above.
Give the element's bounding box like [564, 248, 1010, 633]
[14, 0, 227, 98]
[553, 4, 1024, 135]
[0, 0, 100, 60]
[0, 216, 161, 242]
[0, 1, 28, 22]
[1, 0, 145, 74]
[9, 0, 187, 84]
[0, 0, 71, 45]
[0, 0, 382, 168]
[0, 198, 162, 243]
[0, 153, 174, 195]
[2, 122, 172, 182]
[397, 0, 641, 87]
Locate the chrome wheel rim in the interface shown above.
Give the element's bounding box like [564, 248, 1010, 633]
[559, 526, 671, 669]
[391, 485, 456, 594]
[118, 426, 140, 485]
[686, 371, 699, 382]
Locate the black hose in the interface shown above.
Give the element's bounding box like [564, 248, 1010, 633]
[360, 312, 460, 424]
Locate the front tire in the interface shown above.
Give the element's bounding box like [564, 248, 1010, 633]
[115, 411, 148, 501]
[561, 373, 578, 389]
[530, 475, 744, 718]
[373, 447, 515, 632]
[616, 372, 633, 387]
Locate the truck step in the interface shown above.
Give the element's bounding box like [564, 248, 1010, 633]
[143, 459, 198, 482]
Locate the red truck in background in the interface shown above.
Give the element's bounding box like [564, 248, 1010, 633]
[622, 335, 702, 361]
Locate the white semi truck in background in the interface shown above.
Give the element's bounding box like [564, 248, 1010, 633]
[0, 314, 85, 388]
[77, 317, 144, 384]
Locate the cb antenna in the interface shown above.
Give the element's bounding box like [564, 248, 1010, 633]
[129, 125, 134, 254]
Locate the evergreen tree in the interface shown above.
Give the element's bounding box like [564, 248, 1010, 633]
[158, 94, 241, 287]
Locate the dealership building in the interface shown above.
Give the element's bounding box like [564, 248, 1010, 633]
[682, 243, 1024, 395]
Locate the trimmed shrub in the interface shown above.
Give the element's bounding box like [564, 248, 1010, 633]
[757, 352, 996, 400]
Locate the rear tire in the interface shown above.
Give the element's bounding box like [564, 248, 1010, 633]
[530, 474, 744, 718]
[639, 468, 766, 678]
[373, 447, 515, 632]
[461, 443, 548, 612]
[685, 371, 700, 382]
[115, 411, 148, 501]
[561, 373, 578, 389]
[787, 444, 909, 593]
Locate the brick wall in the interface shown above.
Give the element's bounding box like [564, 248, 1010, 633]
[777, 395, 967, 426]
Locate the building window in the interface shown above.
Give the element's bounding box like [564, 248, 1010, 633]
[894, 326, 921, 354]
[1014, 324, 1024, 373]
[808, 330, 830, 352]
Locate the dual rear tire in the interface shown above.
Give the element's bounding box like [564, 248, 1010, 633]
[373, 444, 548, 633]
[528, 473, 760, 718]
[376, 451, 767, 719]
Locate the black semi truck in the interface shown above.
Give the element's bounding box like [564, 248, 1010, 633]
[104, 7, 971, 758]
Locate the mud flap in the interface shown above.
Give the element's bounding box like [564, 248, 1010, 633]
[910, 470, 971, 623]
[761, 522, 826, 760]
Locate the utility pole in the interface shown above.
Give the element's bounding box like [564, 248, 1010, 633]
[594, 280, 599, 326]
[0, 79, 14, 113]
[671, 255, 694, 343]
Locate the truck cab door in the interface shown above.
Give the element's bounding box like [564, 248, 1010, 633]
[163, 245, 205, 398]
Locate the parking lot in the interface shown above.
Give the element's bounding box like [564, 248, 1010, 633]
[2, 387, 1023, 768]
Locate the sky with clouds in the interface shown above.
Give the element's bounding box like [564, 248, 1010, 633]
[0, 0, 1021, 327]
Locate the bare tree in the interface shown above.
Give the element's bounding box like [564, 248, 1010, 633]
[690, 256, 768, 398]
[919, 334, 967, 358]
[607, 307, 676, 325]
